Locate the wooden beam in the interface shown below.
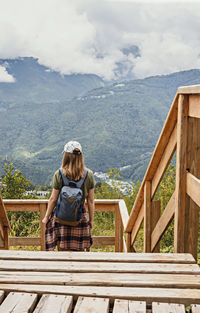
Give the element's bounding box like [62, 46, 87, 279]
[126, 93, 178, 232]
[39, 204, 47, 251]
[184, 115, 200, 259]
[9, 236, 116, 247]
[189, 95, 200, 118]
[186, 173, 200, 207]
[151, 200, 161, 252]
[118, 200, 129, 230]
[131, 204, 144, 245]
[0, 194, 10, 228]
[174, 94, 188, 253]
[1, 284, 200, 305]
[151, 125, 177, 198]
[144, 181, 151, 252]
[151, 192, 175, 252]
[178, 85, 200, 94]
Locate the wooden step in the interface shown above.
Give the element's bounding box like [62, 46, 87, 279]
[0, 260, 199, 274]
[1, 285, 200, 305]
[0, 250, 195, 264]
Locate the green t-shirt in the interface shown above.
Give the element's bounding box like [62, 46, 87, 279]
[51, 168, 95, 204]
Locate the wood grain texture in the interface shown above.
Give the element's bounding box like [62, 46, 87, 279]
[74, 297, 109, 313]
[0, 292, 38, 313]
[152, 302, 185, 313]
[0, 250, 195, 264]
[174, 94, 188, 253]
[113, 299, 146, 313]
[0, 260, 198, 274]
[189, 95, 200, 118]
[1, 284, 200, 305]
[34, 294, 73, 313]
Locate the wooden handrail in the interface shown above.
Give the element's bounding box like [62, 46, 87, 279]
[125, 93, 179, 232]
[3, 199, 129, 252]
[126, 85, 200, 259]
[0, 194, 10, 249]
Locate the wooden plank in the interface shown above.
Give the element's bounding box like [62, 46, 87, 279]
[0, 194, 10, 228]
[189, 95, 200, 118]
[152, 302, 185, 313]
[174, 94, 188, 253]
[1, 272, 200, 289]
[34, 294, 73, 313]
[151, 192, 175, 252]
[9, 236, 115, 247]
[185, 114, 200, 259]
[1, 284, 200, 305]
[93, 236, 115, 246]
[178, 85, 200, 94]
[0, 260, 199, 274]
[126, 93, 178, 232]
[144, 181, 151, 252]
[118, 200, 129, 230]
[113, 299, 146, 313]
[74, 297, 109, 313]
[151, 200, 161, 252]
[115, 207, 122, 252]
[131, 204, 144, 245]
[0, 250, 195, 264]
[191, 304, 200, 313]
[0, 292, 38, 313]
[9, 237, 41, 246]
[186, 173, 200, 207]
[0, 291, 4, 304]
[39, 203, 46, 251]
[151, 125, 177, 198]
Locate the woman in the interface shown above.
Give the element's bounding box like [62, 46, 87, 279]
[42, 141, 95, 251]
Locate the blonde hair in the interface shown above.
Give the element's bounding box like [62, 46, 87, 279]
[61, 150, 85, 180]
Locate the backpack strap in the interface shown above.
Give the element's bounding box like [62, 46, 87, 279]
[59, 169, 88, 188]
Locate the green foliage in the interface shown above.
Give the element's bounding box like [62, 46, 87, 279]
[1, 162, 34, 199]
[1, 162, 40, 249]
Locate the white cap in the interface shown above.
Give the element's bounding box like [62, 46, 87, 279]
[63, 141, 82, 154]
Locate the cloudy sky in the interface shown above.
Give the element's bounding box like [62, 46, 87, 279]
[0, 0, 200, 82]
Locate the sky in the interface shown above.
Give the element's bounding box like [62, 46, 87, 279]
[0, 0, 200, 82]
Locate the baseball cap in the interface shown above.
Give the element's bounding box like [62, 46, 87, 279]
[63, 141, 82, 154]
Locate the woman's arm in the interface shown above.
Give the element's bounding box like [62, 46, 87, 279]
[87, 188, 95, 229]
[42, 188, 60, 225]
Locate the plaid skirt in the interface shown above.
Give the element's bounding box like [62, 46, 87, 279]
[45, 208, 92, 251]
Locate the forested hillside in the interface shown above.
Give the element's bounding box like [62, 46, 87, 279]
[1, 61, 200, 185]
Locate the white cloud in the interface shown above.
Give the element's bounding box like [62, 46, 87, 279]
[0, 0, 200, 79]
[0, 65, 15, 82]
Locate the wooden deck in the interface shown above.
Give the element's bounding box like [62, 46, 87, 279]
[0, 250, 199, 312]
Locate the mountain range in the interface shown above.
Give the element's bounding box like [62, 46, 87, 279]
[0, 57, 200, 185]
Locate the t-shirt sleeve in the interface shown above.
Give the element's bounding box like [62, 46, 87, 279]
[87, 170, 95, 190]
[51, 170, 62, 190]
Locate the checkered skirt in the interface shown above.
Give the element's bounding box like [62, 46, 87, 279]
[45, 208, 92, 251]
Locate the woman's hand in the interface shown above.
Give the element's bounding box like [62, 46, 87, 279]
[88, 220, 93, 229]
[42, 216, 49, 225]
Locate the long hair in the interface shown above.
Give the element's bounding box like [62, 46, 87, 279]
[61, 149, 85, 180]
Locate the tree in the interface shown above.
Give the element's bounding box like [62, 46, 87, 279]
[1, 162, 34, 199]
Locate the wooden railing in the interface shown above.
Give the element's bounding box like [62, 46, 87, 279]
[3, 199, 129, 252]
[0, 194, 10, 249]
[126, 85, 200, 259]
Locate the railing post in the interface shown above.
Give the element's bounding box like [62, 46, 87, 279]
[174, 94, 188, 253]
[40, 203, 46, 251]
[115, 205, 123, 252]
[144, 181, 152, 252]
[184, 96, 200, 259]
[151, 200, 161, 252]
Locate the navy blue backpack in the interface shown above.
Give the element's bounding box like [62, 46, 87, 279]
[55, 169, 88, 226]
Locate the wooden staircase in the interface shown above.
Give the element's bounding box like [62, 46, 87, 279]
[126, 85, 200, 260]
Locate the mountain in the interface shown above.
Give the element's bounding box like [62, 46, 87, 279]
[0, 57, 105, 106]
[0, 66, 200, 185]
